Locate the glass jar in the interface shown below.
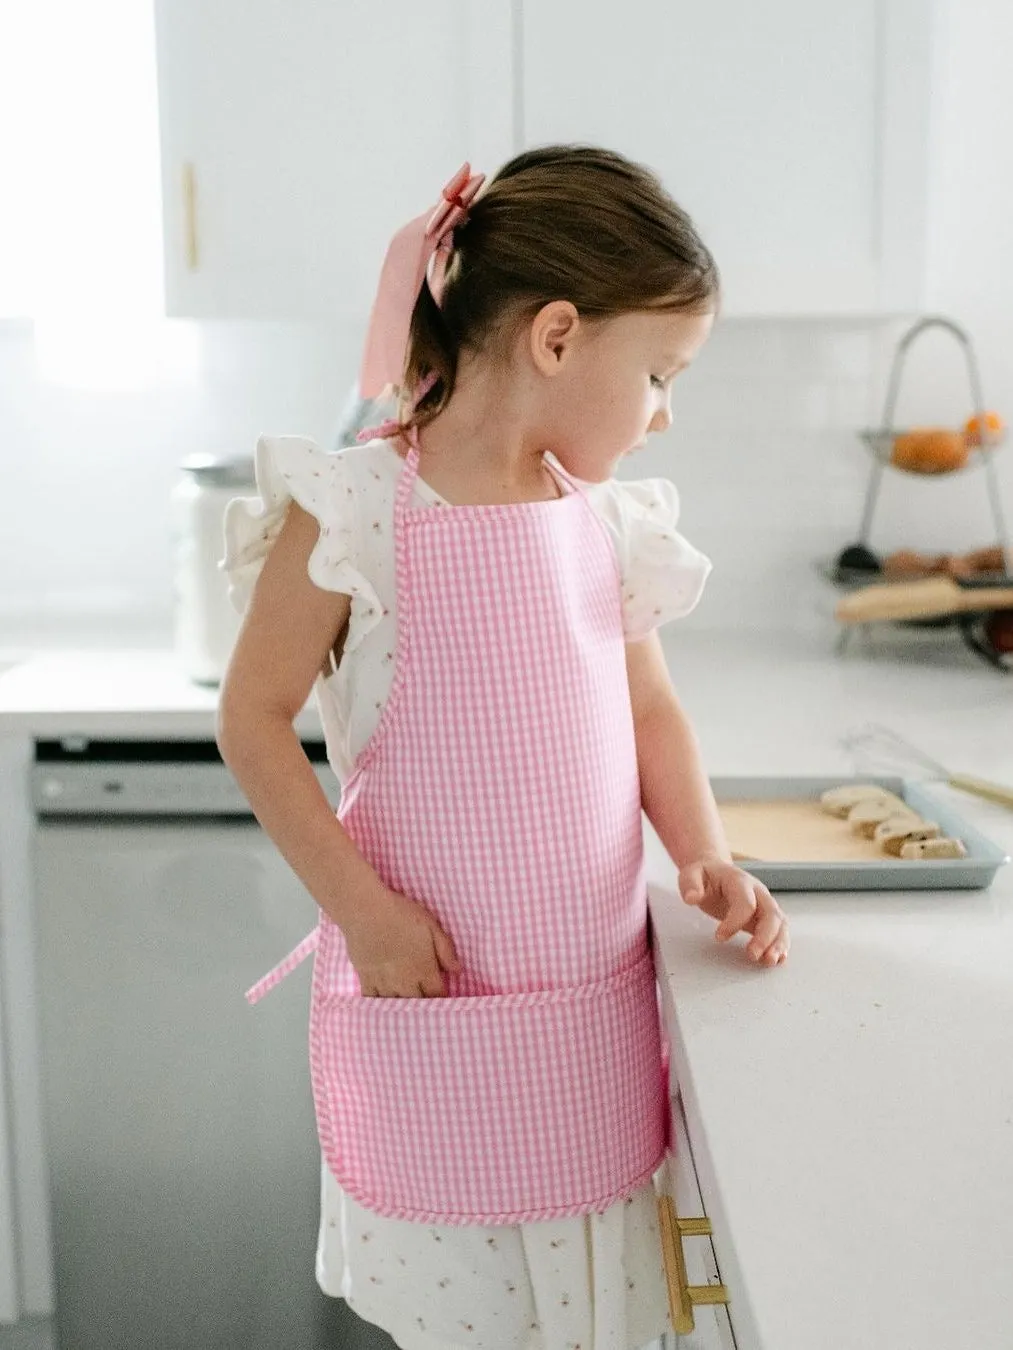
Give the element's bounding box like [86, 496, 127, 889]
[170, 454, 255, 685]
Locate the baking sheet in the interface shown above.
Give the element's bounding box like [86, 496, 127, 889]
[711, 775, 1009, 891]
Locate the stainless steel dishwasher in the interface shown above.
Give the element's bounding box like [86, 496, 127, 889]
[26, 736, 396, 1350]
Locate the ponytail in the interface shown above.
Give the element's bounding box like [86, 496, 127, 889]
[398, 274, 462, 432]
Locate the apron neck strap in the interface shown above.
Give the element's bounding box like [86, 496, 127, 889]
[542, 455, 584, 497]
[393, 433, 423, 522]
[393, 438, 583, 518]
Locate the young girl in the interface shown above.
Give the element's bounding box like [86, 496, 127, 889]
[218, 145, 790, 1350]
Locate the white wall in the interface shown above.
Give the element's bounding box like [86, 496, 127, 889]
[0, 318, 360, 652]
[1, 0, 1011, 657]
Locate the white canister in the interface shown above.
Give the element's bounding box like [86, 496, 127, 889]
[171, 454, 255, 685]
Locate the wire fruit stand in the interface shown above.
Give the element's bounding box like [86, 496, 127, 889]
[831, 315, 1012, 670]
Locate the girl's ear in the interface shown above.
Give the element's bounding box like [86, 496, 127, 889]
[528, 300, 581, 377]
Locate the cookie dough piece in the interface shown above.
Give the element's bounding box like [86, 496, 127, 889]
[875, 818, 942, 856]
[820, 784, 905, 819]
[848, 797, 920, 838]
[899, 837, 967, 860]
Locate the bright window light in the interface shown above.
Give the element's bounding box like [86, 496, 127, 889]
[0, 2, 197, 389]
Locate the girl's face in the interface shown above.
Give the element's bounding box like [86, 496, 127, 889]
[531, 306, 715, 482]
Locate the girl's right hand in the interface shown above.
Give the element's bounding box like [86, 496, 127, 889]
[340, 886, 462, 997]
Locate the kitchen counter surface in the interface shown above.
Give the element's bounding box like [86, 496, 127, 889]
[642, 629, 1013, 1350]
[1, 626, 1012, 1347]
[0, 648, 322, 739]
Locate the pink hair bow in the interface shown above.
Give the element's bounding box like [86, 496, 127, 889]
[357, 163, 485, 403]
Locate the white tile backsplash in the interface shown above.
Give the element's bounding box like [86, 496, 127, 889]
[2, 307, 1011, 654]
[0, 319, 359, 651]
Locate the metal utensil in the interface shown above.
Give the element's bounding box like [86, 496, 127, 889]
[840, 723, 1013, 811]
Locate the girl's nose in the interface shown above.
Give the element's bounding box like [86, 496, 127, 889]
[648, 402, 672, 435]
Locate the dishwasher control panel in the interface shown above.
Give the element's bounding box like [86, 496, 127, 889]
[32, 737, 340, 816]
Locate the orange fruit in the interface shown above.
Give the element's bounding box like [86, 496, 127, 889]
[963, 410, 1004, 446]
[890, 428, 969, 474]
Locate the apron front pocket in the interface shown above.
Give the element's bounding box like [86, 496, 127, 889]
[308, 947, 667, 1225]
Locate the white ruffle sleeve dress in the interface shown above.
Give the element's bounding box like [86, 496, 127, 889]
[221, 435, 712, 1350]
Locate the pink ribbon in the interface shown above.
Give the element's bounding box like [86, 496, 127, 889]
[357, 163, 485, 403]
[356, 371, 440, 445]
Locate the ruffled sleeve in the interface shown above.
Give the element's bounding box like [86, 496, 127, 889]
[220, 434, 384, 655]
[589, 476, 713, 641]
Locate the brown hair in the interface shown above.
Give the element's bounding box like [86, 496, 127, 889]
[396, 144, 719, 432]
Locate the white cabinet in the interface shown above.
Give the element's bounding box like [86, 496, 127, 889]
[152, 0, 514, 320]
[521, 0, 937, 316]
[153, 0, 936, 320]
[660, 1091, 737, 1350]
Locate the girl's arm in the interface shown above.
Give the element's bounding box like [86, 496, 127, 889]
[216, 501, 379, 927]
[218, 500, 462, 995]
[626, 631, 789, 965]
[625, 629, 731, 873]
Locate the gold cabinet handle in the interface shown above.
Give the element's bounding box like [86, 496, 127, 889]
[182, 162, 199, 270]
[657, 1193, 730, 1334]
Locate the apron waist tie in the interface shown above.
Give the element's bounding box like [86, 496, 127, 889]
[245, 924, 320, 1005]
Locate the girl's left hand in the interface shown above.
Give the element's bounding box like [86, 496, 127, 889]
[678, 856, 790, 967]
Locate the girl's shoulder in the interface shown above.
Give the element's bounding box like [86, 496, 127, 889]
[336, 436, 407, 491]
[220, 434, 397, 618]
[564, 465, 714, 639]
[251, 433, 401, 497]
[553, 457, 686, 544]
[579, 470, 682, 530]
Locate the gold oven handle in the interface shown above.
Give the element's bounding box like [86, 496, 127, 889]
[657, 1192, 730, 1335]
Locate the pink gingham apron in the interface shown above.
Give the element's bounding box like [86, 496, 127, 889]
[244, 443, 672, 1225]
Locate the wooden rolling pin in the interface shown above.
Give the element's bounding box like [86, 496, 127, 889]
[836, 576, 1013, 624]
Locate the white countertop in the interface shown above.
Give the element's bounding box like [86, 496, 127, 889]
[642, 629, 1013, 1350]
[1, 626, 1012, 1347]
[0, 648, 321, 739]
